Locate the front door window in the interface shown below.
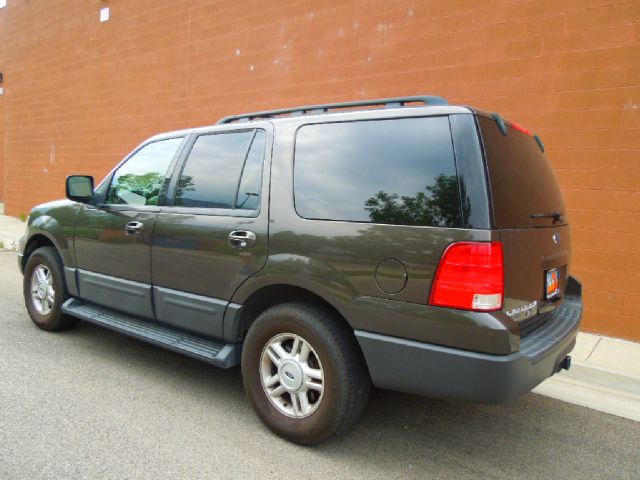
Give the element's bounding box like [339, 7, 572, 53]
[107, 138, 183, 206]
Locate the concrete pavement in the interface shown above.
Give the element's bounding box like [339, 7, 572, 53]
[1, 251, 639, 479]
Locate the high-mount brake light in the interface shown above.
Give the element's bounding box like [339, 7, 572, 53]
[491, 113, 534, 138]
[509, 121, 532, 136]
[429, 242, 504, 312]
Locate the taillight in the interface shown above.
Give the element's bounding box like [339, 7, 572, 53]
[429, 242, 504, 311]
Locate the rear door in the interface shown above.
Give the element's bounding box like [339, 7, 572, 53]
[150, 125, 271, 338]
[478, 115, 570, 323]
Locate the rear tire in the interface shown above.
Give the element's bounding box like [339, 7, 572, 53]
[242, 302, 370, 445]
[23, 246, 77, 331]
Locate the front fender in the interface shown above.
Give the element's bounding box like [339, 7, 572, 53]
[23, 211, 77, 268]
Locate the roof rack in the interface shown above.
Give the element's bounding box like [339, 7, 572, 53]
[216, 95, 448, 125]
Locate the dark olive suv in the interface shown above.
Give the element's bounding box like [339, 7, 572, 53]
[19, 96, 582, 445]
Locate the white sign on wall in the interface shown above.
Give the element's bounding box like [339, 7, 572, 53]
[0, 0, 7, 10]
[100, 7, 110, 23]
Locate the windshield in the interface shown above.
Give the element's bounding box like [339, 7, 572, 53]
[478, 116, 566, 229]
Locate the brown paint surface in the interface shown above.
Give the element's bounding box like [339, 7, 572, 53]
[0, 0, 638, 340]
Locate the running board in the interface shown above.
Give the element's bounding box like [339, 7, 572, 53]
[61, 298, 240, 368]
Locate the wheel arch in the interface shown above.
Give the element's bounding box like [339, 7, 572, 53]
[22, 213, 74, 271]
[21, 233, 60, 271]
[228, 283, 353, 342]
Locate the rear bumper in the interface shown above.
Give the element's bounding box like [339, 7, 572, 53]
[355, 286, 582, 404]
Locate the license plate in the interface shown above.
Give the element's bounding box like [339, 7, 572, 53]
[546, 268, 560, 299]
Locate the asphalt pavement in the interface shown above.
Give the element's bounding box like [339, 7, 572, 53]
[1, 251, 638, 480]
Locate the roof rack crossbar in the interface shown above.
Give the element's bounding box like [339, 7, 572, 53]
[216, 95, 448, 125]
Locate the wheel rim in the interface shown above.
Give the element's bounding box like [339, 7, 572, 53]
[30, 264, 55, 315]
[259, 333, 325, 418]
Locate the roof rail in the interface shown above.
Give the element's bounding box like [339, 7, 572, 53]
[216, 95, 448, 125]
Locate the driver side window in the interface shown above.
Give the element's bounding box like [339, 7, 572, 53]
[106, 137, 183, 206]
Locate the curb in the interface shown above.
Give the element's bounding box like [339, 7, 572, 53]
[0, 240, 18, 251]
[0, 212, 25, 251]
[534, 358, 640, 422]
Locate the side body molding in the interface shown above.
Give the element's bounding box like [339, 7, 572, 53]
[77, 269, 154, 319]
[154, 286, 241, 338]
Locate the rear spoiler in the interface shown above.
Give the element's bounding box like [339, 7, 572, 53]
[490, 112, 545, 152]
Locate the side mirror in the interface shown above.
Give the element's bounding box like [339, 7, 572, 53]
[66, 175, 94, 203]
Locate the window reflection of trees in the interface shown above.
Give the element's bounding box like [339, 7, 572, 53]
[364, 174, 469, 227]
[108, 172, 165, 206]
[174, 175, 196, 206]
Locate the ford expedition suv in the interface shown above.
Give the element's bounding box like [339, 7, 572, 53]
[19, 96, 582, 445]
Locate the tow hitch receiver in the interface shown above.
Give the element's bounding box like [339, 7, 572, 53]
[556, 355, 572, 373]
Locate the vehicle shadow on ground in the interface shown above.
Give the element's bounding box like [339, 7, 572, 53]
[64, 321, 638, 479]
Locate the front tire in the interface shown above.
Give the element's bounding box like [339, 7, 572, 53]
[242, 303, 370, 445]
[23, 246, 77, 331]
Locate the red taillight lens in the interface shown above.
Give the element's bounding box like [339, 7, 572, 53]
[429, 242, 504, 311]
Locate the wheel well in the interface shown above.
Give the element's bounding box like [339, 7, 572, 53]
[237, 285, 351, 340]
[22, 235, 56, 270]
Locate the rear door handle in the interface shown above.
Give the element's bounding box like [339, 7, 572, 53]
[125, 221, 144, 236]
[228, 230, 256, 249]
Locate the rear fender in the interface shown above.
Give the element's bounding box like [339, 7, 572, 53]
[229, 253, 357, 312]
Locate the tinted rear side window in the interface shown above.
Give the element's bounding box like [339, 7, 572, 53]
[478, 116, 565, 228]
[294, 117, 461, 227]
[174, 130, 264, 210]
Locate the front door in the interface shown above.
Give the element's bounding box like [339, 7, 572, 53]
[151, 126, 271, 338]
[73, 136, 185, 318]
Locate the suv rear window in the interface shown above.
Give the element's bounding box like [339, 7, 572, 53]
[478, 116, 566, 229]
[294, 117, 461, 227]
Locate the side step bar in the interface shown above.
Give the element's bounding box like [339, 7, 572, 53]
[61, 298, 241, 368]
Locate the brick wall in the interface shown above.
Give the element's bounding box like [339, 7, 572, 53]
[0, 0, 638, 340]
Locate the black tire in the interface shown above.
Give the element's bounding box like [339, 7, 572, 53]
[242, 302, 370, 445]
[23, 246, 77, 331]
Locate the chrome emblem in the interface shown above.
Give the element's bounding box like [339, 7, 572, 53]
[506, 301, 538, 319]
[552, 233, 561, 245]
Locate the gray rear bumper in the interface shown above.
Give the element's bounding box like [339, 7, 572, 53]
[356, 295, 582, 404]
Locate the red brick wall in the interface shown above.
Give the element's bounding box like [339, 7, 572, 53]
[0, 0, 639, 340]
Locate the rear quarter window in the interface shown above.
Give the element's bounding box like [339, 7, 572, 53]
[294, 116, 462, 227]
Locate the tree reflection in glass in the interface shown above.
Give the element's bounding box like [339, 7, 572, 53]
[109, 172, 165, 206]
[364, 174, 468, 227]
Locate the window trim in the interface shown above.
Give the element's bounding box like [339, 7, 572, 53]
[165, 127, 267, 217]
[292, 115, 464, 228]
[232, 129, 259, 210]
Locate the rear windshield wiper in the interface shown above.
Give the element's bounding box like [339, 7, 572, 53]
[529, 211, 564, 223]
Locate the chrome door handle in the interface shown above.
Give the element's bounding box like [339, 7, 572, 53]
[228, 230, 256, 249]
[125, 221, 144, 236]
